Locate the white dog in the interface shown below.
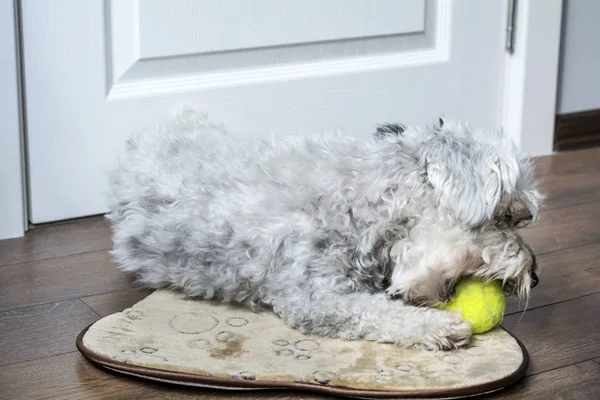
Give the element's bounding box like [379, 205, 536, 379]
[107, 112, 541, 351]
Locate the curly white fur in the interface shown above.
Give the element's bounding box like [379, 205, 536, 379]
[107, 112, 542, 351]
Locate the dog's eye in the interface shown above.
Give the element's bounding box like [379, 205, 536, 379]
[513, 214, 533, 228]
[497, 214, 512, 225]
[497, 213, 532, 228]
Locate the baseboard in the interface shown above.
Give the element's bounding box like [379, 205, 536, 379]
[554, 108, 600, 151]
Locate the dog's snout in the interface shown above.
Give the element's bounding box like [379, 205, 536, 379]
[529, 253, 539, 288]
[530, 271, 539, 288]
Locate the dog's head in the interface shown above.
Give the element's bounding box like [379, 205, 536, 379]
[379, 119, 542, 306]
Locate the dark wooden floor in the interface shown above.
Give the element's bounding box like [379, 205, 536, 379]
[2, 148, 600, 399]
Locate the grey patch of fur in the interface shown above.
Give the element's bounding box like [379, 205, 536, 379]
[107, 112, 542, 351]
[375, 123, 406, 139]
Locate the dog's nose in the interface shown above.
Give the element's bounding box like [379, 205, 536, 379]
[443, 285, 457, 302]
[530, 271, 539, 288]
[530, 253, 539, 288]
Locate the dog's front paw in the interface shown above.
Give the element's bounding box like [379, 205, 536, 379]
[419, 313, 472, 351]
[377, 307, 472, 351]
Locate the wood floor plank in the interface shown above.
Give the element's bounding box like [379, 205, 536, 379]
[0, 299, 98, 367]
[0, 352, 332, 400]
[2, 354, 598, 400]
[506, 242, 600, 314]
[0, 250, 132, 312]
[487, 361, 600, 400]
[81, 288, 153, 317]
[537, 172, 600, 210]
[502, 293, 600, 376]
[531, 148, 600, 210]
[518, 201, 600, 255]
[533, 147, 600, 177]
[0, 216, 111, 267]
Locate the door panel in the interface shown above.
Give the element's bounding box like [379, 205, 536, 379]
[22, 0, 506, 223]
[135, 0, 425, 57]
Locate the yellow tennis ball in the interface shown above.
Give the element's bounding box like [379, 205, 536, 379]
[439, 278, 506, 334]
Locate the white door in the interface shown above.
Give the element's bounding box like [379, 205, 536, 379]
[22, 0, 508, 224]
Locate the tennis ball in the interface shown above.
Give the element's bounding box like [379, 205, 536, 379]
[439, 278, 506, 334]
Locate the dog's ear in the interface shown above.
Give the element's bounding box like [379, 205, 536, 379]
[437, 117, 445, 129]
[424, 120, 542, 228]
[423, 134, 512, 228]
[481, 149, 520, 213]
[426, 161, 499, 228]
[426, 147, 523, 228]
[375, 123, 405, 139]
[430, 116, 445, 135]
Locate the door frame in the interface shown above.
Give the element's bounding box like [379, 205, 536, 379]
[0, 0, 27, 240]
[502, 0, 563, 156]
[0, 0, 563, 238]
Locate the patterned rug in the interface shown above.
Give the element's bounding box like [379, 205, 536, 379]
[77, 290, 527, 398]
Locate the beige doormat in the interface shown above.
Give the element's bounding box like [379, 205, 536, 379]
[77, 290, 527, 398]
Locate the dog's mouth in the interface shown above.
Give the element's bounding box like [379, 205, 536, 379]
[393, 292, 447, 308]
[503, 272, 538, 299]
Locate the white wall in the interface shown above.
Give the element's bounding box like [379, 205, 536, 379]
[556, 0, 600, 114]
[0, 0, 26, 239]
